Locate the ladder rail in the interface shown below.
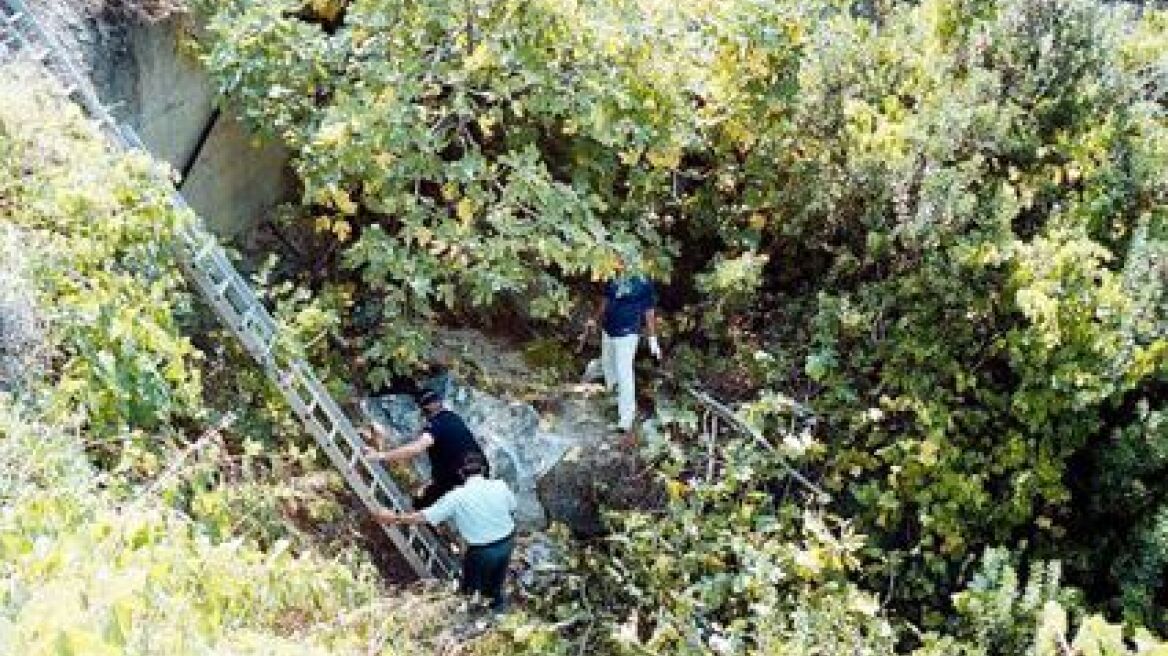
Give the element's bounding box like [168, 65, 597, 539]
[0, 0, 457, 580]
[182, 227, 459, 579]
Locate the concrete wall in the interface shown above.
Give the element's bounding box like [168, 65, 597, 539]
[180, 109, 293, 238]
[27, 0, 293, 240]
[118, 16, 215, 171]
[110, 17, 296, 239]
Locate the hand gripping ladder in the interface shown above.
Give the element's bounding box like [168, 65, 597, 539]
[0, 0, 457, 580]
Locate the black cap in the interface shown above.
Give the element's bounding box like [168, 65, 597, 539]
[417, 389, 443, 407]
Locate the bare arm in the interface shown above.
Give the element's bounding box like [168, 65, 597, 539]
[359, 422, 391, 451]
[372, 508, 428, 525]
[374, 486, 458, 525]
[644, 308, 658, 338]
[364, 432, 434, 462]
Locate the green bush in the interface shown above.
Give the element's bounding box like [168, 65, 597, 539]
[0, 400, 454, 655]
[188, 0, 1168, 648]
[916, 547, 1168, 656]
[0, 66, 203, 441]
[727, 0, 1168, 620]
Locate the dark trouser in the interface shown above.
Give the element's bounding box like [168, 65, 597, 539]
[461, 534, 514, 610]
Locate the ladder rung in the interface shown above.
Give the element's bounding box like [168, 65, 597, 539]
[253, 336, 275, 362]
[408, 530, 425, 550]
[6, 0, 452, 576]
[210, 248, 235, 270]
[239, 307, 262, 334]
[193, 239, 218, 265]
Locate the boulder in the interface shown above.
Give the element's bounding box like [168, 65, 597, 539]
[533, 395, 623, 537]
[362, 381, 626, 534]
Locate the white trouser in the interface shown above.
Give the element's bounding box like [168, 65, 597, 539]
[601, 331, 640, 430]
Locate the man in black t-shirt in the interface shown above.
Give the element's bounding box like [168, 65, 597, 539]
[363, 389, 486, 508]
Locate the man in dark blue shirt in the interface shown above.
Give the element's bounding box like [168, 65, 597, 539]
[363, 389, 486, 507]
[584, 250, 661, 435]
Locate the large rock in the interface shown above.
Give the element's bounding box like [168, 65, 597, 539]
[533, 394, 622, 537]
[362, 380, 625, 533]
[357, 326, 642, 535]
[362, 384, 570, 529]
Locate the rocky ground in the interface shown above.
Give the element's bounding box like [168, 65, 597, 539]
[359, 326, 646, 536]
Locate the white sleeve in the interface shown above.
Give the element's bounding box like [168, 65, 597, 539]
[421, 488, 459, 525]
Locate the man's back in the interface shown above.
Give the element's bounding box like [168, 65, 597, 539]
[424, 409, 483, 487]
[421, 476, 516, 546]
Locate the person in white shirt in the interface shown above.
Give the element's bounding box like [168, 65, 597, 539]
[373, 452, 517, 611]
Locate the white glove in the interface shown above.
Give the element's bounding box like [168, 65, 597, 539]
[648, 336, 662, 360]
[581, 358, 605, 383]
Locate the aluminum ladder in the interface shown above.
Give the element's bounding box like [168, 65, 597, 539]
[0, 0, 457, 580]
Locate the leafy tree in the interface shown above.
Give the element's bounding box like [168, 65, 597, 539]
[196, 0, 702, 380]
[192, 0, 1168, 644]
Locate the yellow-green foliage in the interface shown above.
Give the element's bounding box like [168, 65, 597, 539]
[0, 63, 461, 655]
[0, 65, 202, 438]
[195, 0, 1168, 633]
[0, 401, 454, 655]
[193, 0, 1168, 648]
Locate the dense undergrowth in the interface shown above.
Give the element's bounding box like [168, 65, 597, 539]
[0, 403, 460, 655]
[0, 67, 462, 654]
[188, 0, 1168, 652]
[1, 0, 1166, 653]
